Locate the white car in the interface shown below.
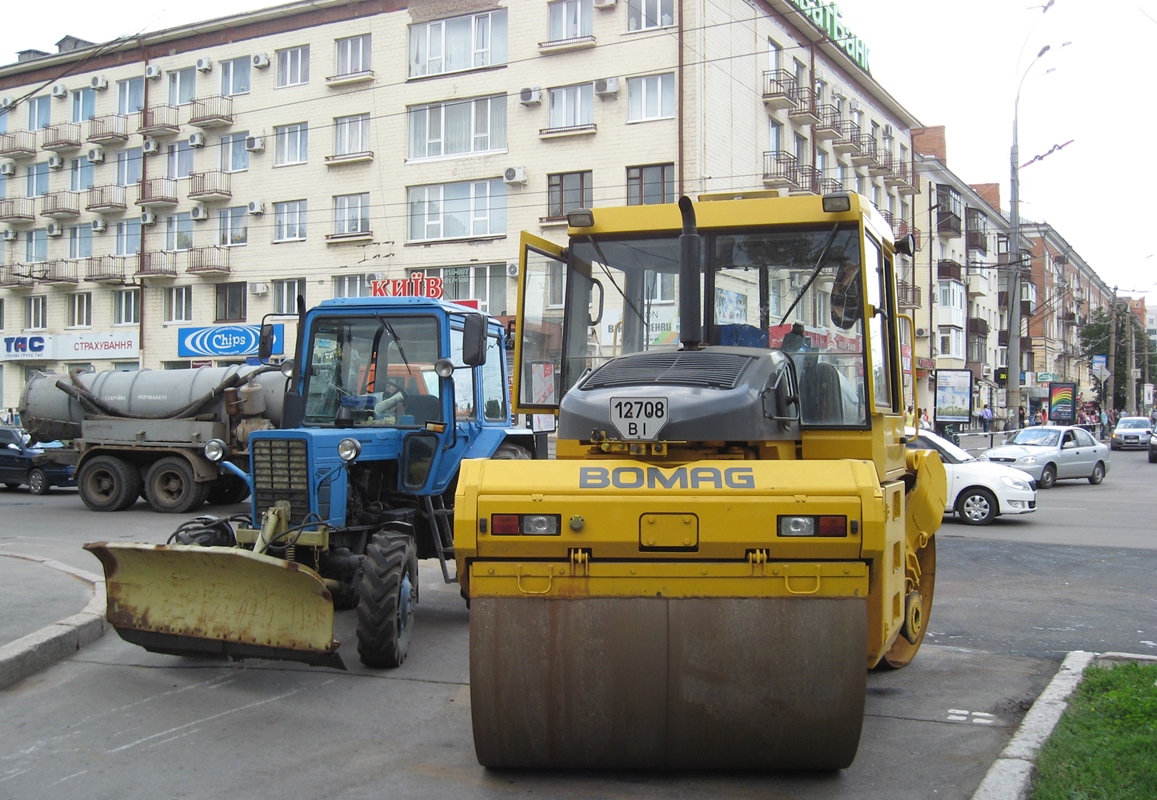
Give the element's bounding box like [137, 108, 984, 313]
[906, 428, 1037, 526]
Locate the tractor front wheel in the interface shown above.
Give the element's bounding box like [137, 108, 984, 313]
[355, 531, 417, 668]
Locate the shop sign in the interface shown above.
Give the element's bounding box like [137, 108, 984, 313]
[785, 0, 871, 73]
[178, 324, 283, 358]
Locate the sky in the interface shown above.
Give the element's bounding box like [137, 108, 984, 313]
[3, 0, 1155, 302]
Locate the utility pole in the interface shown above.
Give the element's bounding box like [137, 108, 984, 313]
[1107, 291, 1117, 411]
[1127, 310, 1136, 415]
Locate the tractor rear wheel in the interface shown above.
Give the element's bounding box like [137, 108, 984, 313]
[877, 535, 936, 669]
[355, 531, 417, 668]
[206, 474, 251, 505]
[78, 455, 141, 512]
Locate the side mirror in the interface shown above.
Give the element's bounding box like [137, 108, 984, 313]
[462, 314, 487, 367]
[258, 323, 276, 362]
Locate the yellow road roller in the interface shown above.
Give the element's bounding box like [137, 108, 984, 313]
[454, 191, 947, 770]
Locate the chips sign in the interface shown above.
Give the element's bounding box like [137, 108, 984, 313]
[369, 273, 443, 299]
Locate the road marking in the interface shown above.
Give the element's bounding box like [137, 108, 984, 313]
[947, 709, 997, 724]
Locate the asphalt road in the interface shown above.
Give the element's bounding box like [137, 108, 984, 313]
[0, 450, 1154, 799]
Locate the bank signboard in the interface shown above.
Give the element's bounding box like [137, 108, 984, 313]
[2, 331, 141, 361]
[177, 324, 284, 358]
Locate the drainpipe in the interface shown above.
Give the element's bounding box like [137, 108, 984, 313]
[677, 0, 684, 196]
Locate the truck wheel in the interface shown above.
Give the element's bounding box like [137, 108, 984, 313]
[492, 443, 533, 460]
[28, 468, 50, 495]
[145, 457, 209, 514]
[206, 474, 251, 505]
[355, 531, 417, 669]
[78, 455, 142, 512]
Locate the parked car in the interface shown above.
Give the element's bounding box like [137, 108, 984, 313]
[1110, 416, 1152, 451]
[0, 426, 76, 494]
[979, 425, 1109, 489]
[906, 428, 1036, 525]
[1150, 428, 1157, 463]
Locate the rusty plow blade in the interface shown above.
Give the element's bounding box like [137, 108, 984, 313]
[85, 542, 344, 670]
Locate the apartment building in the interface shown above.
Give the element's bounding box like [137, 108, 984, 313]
[0, 0, 921, 407]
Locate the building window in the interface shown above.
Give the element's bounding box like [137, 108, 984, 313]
[215, 283, 246, 322]
[407, 180, 506, 242]
[334, 193, 370, 236]
[117, 77, 144, 114]
[220, 57, 251, 97]
[334, 114, 370, 156]
[25, 295, 47, 330]
[27, 163, 49, 198]
[274, 200, 307, 241]
[28, 96, 50, 129]
[548, 84, 594, 130]
[220, 131, 249, 172]
[72, 88, 96, 123]
[547, 171, 592, 219]
[116, 220, 141, 256]
[165, 285, 193, 322]
[938, 327, 964, 359]
[335, 34, 371, 76]
[68, 292, 92, 328]
[274, 122, 308, 165]
[333, 274, 369, 297]
[627, 0, 674, 31]
[409, 10, 508, 78]
[25, 229, 48, 263]
[114, 288, 140, 325]
[627, 73, 675, 122]
[549, 0, 592, 41]
[168, 67, 196, 106]
[626, 163, 674, 205]
[68, 225, 92, 259]
[70, 156, 95, 191]
[219, 206, 248, 246]
[166, 212, 193, 251]
[408, 96, 506, 159]
[277, 46, 310, 87]
[274, 278, 304, 314]
[167, 140, 194, 179]
[117, 148, 143, 186]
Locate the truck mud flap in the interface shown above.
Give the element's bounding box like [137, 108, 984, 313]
[469, 595, 866, 770]
[85, 542, 344, 670]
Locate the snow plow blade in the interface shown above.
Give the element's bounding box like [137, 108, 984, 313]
[85, 542, 344, 670]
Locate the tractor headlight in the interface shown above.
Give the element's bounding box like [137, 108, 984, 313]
[337, 438, 362, 462]
[204, 439, 228, 463]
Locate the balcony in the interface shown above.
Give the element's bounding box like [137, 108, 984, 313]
[0, 265, 36, 288]
[966, 269, 988, 297]
[787, 86, 819, 124]
[137, 177, 179, 208]
[787, 166, 819, 196]
[894, 162, 917, 195]
[137, 105, 181, 136]
[188, 96, 234, 129]
[761, 70, 797, 110]
[936, 210, 962, 237]
[937, 258, 963, 281]
[86, 184, 131, 214]
[850, 135, 877, 167]
[0, 197, 37, 224]
[813, 105, 840, 141]
[761, 151, 799, 188]
[325, 69, 374, 87]
[187, 245, 231, 275]
[967, 317, 990, 336]
[188, 171, 232, 201]
[40, 259, 80, 284]
[895, 220, 922, 251]
[0, 130, 38, 159]
[997, 330, 1032, 350]
[136, 250, 180, 277]
[868, 151, 893, 178]
[87, 114, 131, 145]
[831, 120, 860, 155]
[324, 150, 376, 165]
[1061, 310, 1078, 325]
[41, 122, 82, 152]
[966, 229, 988, 254]
[897, 280, 921, 309]
[538, 123, 597, 139]
[85, 255, 133, 283]
[40, 191, 81, 219]
[537, 35, 596, 54]
[883, 156, 907, 186]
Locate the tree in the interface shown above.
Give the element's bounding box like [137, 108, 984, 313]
[1080, 306, 1151, 411]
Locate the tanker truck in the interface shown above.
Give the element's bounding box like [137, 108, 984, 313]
[19, 364, 283, 513]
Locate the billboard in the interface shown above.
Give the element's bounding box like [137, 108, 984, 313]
[1048, 382, 1077, 423]
[934, 369, 973, 423]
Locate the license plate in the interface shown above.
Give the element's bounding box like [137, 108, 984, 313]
[609, 397, 668, 441]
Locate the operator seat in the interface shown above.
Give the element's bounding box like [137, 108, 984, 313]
[404, 395, 442, 426]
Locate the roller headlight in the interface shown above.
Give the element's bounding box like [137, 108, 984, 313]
[337, 438, 362, 462]
[777, 515, 848, 537]
[204, 439, 228, 463]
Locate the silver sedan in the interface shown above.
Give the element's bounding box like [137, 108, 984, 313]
[979, 425, 1110, 489]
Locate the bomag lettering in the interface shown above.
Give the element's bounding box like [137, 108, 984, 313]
[579, 465, 755, 490]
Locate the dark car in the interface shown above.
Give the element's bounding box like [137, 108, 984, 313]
[0, 427, 76, 494]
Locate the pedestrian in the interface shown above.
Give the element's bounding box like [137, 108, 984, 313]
[1017, 405, 1027, 429]
[980, 403, 993, 433]
[1099, 407, 1109, 439]
[1, 408, 12, 426]
[919, 408, 932, 430]
[905, 404, 916, 428]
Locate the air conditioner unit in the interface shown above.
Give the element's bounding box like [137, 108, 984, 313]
[593, 0, 616, 7]
[251, 53, 270, 69]
[91, 75, 109, 91]
[46, 222, 64, 237]
[0, 97, 14, 110]
[245, 135, 265, 152]
[883, 124, 894, 139]
[507, 263, 519, 278]
[188, 132, 206, 148]
[91, 219, 107, 233]
[196, 57, 213, 73]
[141, 211, 157, 225]
[519, 87, 542, 106]
[145, 65, 163, 80]
[249, 282, 269, 296]
[190, 203, 209, 221]
[915, 327, 927, 337]
[87, 146, 105, 163]
[0, 161, 15, 177]
[503, 166, 527, 185]
[142, 137, 161, 155]
[595, 77, 620, 97]
[247, 200, 264, 215]
[51, 83, 68, 99]
[3, 229, 18, 242]
[47, 155, 65, 170]
[982, 365, 993, 377]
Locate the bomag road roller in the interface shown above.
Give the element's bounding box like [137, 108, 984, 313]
[454, 191, 947, 770]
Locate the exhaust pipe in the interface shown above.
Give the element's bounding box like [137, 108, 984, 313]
[677, 196, 701, 350]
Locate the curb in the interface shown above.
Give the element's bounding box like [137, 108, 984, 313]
[970, 650, 1157, 800]
[0, 553, 107, 691]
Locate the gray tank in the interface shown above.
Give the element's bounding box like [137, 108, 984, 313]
[19, 365, 285, 443]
